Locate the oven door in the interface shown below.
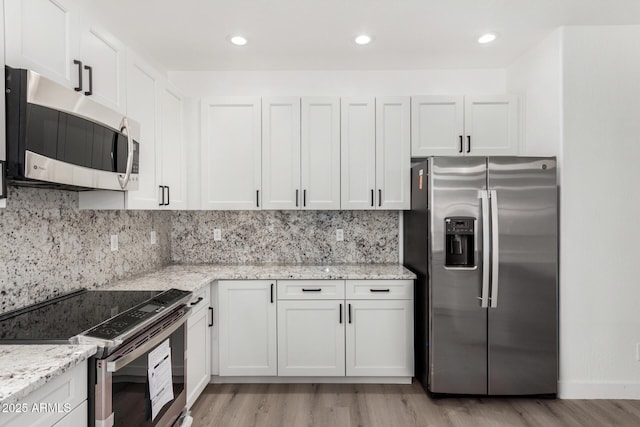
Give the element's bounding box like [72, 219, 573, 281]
[93, 308, 189, 427]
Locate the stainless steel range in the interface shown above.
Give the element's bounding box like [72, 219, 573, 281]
[0, 288, 192, 427]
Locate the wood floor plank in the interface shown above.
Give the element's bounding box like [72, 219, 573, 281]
[189, 383, 640, 427]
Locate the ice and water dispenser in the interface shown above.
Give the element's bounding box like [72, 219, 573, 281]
[445, 217, 475, 267]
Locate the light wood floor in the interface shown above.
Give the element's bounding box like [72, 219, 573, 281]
[189, 382, 640, 427]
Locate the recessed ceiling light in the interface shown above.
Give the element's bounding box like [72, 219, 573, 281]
[229, 36, 247, 46]
[355, 35, 372, 45]
[478, 33, 497, 44]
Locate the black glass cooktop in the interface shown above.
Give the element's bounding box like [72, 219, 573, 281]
[0, 290, 160, 342]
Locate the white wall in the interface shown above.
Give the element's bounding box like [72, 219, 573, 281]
[506, 29, 563, 158]
[168, 69, 505, 98]
[559, 25, 640, 399]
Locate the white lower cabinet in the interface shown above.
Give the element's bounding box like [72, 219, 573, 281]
[345, 300, 414, 377]
[52, 401, 87, 427]
[277, 300, 345, 376]
[186, 286, 211, 408]
[215, 279, 414, 381]
[0, 361, 88, 427]
[217, 280, 277, 376]
[345, 280, 414, 377]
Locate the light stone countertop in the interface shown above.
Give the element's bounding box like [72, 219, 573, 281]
[0, 344, 97, 405]
[101, 263, 417, 292]
[1, 264, 414, 406]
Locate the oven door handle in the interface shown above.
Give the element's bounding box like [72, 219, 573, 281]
[106, 308, 190, 373]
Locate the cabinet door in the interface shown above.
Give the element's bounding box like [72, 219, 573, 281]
[158, 82, 188, 209]
[261, 97, 300, 210]
[52, 401, 87, 427]
[186, 302, 211, 408]
[341, 97, 376, 210]
[277, 300, 345, 376]
[77, 20, 126, 114]
[201, 98, 262, 210]
[301, 97, 341, 210]
[346, 300, 414, 377]
[376, 97, 410, 210]
[411, 96, 464, 156]
[464, 95, 519, 155]
[123, 51, 160, 209]
[218, 281, 277, 376]
[4, 0, 79, 89]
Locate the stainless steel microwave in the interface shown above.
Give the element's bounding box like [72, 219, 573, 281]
[5, 66, 140, 191]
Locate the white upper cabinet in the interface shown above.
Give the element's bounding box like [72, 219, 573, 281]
[411, 96, 464, 156]
[301, 97, 341, 210]
[411, 95, 519, 157]
[122, 51, 160, 210]
[261, 97, 301, 210]
[342, 97, 410, 210]
[5, 0, 79, 88]
[341, 97, 376, 210]
[5, 0, 127, 113]
[376, 97, 410, 210]
[201, 97, 262, 210]
[262, 96, 341, 210]
[463, 95, 519, 155]
[157, 81, 187, 209]
[76, 18, 126, 114]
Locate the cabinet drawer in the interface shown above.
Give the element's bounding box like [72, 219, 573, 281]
[188, 285, 210, 314]
[277, 280, 345, 300]
[346, 280, 413, 300]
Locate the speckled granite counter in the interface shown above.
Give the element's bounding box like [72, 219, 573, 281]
[0, 344, 97, 404]
[101, 264, 416, 292]
[1, 264, 414, 406]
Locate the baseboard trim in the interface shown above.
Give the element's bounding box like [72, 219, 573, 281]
[558, 381, 640, 399]
[210, 376, 413, 385]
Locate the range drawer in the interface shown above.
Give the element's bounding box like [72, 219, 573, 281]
[346, 280, 414, 300]
[277, 280, 345, 300]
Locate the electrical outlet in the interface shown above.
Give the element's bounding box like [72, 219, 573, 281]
[150, 231, 157, 245]
[213, 228, 222, 241]
[336, 229, 344, 242]
[110, 234, 118, 251]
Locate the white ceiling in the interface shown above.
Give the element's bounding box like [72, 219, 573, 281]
[86, 0, 640, 71]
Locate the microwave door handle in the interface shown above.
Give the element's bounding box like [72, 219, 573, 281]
[117, 117, 134, 190]
[489, 190, 500, 308]
[479, 190, 490, 308]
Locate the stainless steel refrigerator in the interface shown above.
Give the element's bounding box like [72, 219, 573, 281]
[404, 157, 557, 396]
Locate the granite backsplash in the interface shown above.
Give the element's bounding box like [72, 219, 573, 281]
[0, 187, 171, 314]
[1, 188, 400, 314]
[171, 210, 399, 264]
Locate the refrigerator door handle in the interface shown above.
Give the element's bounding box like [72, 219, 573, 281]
[479, 190, 490, 308]
[489, 189, 500, 308]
